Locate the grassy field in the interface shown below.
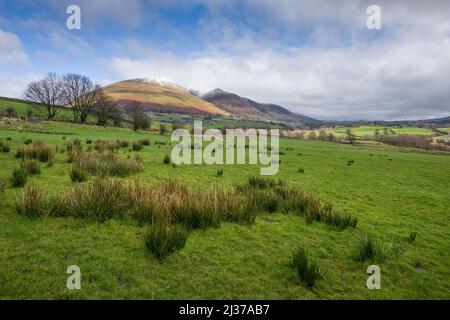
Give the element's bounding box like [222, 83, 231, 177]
[0, 98, 95, 122]
[0, 120, 449, 299]
[324, 126, 435, 137]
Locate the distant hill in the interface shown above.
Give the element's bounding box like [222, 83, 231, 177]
[322, 116, 450, 127]
[103, 79, 227, 116]
[406, 116, 450, 126]
[202, 89, 318, 125]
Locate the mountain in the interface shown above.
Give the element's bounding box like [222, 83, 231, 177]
[103, 79, 227, 115]
[202, 88, 317, 124]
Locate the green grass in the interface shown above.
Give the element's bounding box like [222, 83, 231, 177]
[0, 120, 449, 299]
[312, 125, 435, 138]
[0, 98, 99, 123]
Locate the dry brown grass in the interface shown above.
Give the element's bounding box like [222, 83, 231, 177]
[15, 141, 54, 163]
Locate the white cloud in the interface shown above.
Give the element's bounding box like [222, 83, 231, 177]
[104, 28, 450, 120]
[0, 74, 40, 98]
[99, 0, 450, 120]
[0, 30, 29, 65]
[48, 30, 94, 55]
[2, 0, 450, 120]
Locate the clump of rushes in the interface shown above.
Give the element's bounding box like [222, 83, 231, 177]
[144, 223, 188, 260]
[118, 140, 129, 148]
[94, 140, 120, 152]
[292, 246, 323, 287]
[15, 185, 48, 218]
[70, 165, 88, 182]
[1, 142, 11, 153]
[216, 169, 224, 177]
[15, 141, 54, 163]
[139, 139, 151, 146]
[163, 154, 171, 164]
[132, 180, 256, 228]
[409, 232, 417, 242]
[24, 139, 32, 145]
[21, 158, 41, 175]
[10, 168, 28, 187]
[251, 189, 280, 213]
[0, 179, 7, 194]
[246, 176, 285, 189]
[57, 178, 132, 220]
[132, 141, 143, 151]
[70, 149, 143, 176]
[239, 177, 357, 228]
[352, 233, 404, 263]
[298, 167, 305, 173]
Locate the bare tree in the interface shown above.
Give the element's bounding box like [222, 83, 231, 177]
[94, 91, 121, 126]
[62, 74, 102, 124]
[24, 73, 65, 120]
[125, 101, 151, 131]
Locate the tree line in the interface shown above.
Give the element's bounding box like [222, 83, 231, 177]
[24, 73, 121, 125]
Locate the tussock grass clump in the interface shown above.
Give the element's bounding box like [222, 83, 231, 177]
[409, 232, 417, 242]
[352, 233, 404, 263]
[238, 177, 357, 228]
[21, 158, 41, 175]
[321, 211, 358, 228]
[144, 224, 188, 260]
[54, 178, 256, 227]
[139, 139, 150, 146]
[292, 246, 323, 287]
[15, 185, 48, 218]
[56, 178, 132, 220]
[73, 139, 82, 147]
[1, 142, 11, 153]
[94, 140, 121, 152]
[11, 168, 28, 187]
[250, 189, 280, 213]
[216, 169, 224, 177]
[70, 150, 143, 176]
[246, 176, 285, 189]
[24, 139, 32, 145]
[70, 165, 88, 182]
[67, 141, 83, 162]
[0, 179, 7, 194]
[132, 141, 143, 151]
[133, 180, 256, 228]
[15, 142, 54, 162]
[163, 154, 171, 164]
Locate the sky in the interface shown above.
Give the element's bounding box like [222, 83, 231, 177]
[0, 0, 449, 121]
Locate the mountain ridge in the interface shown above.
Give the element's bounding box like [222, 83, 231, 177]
[102, 79, 227, 115]
[202, 88, 318, 125]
